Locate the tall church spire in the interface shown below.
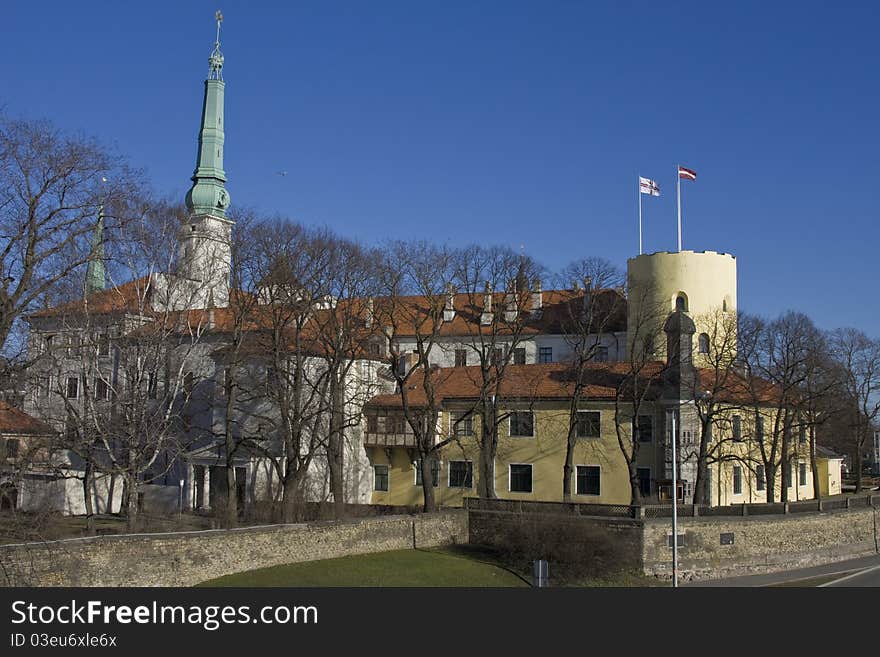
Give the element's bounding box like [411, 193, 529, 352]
[185, 10, 230, 219]
[85, 206, 106, 295]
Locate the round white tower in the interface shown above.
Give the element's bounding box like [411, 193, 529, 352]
[626, 250, 737, 365]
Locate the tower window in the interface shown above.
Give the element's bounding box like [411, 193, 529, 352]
[675, 294, 688, 312]
[698, 333, 710, 354]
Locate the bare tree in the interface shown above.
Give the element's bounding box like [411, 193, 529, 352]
[554, 257, 626, 502]
[451, 245, 542, 499]
[828, 328, 880, 491]
[373, 240, 459, 512]
[0, 113, 138, 352]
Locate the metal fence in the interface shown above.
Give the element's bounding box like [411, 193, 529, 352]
[463, 493, 876, 519]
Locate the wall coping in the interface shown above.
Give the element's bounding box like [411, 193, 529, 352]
[0, 510, 467, 550]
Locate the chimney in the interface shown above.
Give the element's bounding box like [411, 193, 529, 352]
[365, 297, 374, 329]
[582, 277, 593, 320]
[480, 282, 494, 326]
[443, 283, 456, 323]
[530, 278, 543, 316]
[504, 279, 518, 323]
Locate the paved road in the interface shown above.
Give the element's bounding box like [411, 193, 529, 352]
[820, 562, 880, 587]
[684, 554, 880, 587]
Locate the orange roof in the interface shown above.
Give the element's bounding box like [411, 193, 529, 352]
[0, 401, 55, 436]
[30, 276, 154, 318]
[370, 288, 626, 338]
[366, 361, 668, 408]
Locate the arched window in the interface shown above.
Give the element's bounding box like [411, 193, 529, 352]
[698, 333, 710, 354]
[675, 293, 687, 312]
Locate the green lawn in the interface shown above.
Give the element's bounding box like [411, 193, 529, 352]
[198, 548, 529, 587]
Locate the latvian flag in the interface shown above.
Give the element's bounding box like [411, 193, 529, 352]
[678, 166, 697, 181]
[639, 177, 660, 196]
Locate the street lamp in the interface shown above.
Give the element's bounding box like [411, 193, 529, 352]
[668, 390, 711, 588]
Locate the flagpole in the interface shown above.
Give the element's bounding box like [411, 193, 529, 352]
[638, 177, 643, 255]
[676, 164, 682, 252]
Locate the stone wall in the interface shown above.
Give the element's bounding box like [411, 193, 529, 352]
[643, 507, 880, 580]
[0, 511, 468, 587]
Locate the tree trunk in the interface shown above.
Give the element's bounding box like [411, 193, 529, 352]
[327, 375, 346, 520]
[420, 454, 436, 512]
[281, 466, 308, 523]
[124, 475, 139, 532]
[562, 425, 576, 502]
[222, 374, 238, 528]
[82, 461, 95, 536]
[477, 406, 497, 499]
[854, 449, 863, 493]
[765, 464, 776, 503]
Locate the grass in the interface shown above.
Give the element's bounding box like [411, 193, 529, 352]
[198, 548, 531, 587]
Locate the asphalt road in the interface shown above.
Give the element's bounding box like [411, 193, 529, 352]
[820, 563, 880, 587]
[684, 554, 880, 587]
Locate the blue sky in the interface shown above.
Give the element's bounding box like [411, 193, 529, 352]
[4, 1, 878, 334]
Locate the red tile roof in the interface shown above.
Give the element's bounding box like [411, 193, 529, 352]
[0, 402, 55, 436]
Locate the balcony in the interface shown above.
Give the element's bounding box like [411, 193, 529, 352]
[363, 431, 418, 448]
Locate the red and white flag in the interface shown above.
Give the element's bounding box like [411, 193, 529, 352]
[678, 166, 697, 181]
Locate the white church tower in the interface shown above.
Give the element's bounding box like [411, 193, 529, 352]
[177, 10, 233, 308]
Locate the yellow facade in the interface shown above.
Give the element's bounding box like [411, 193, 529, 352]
[367, 402, 644, 506]
[816, 457, 842, 497]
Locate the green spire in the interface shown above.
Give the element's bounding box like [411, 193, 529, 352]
[185, 11, 230, 219]
[85, 207, 106, 295]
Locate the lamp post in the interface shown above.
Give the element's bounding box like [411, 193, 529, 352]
[669, 407, 679, 588]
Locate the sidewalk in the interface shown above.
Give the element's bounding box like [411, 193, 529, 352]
[683, 554, 880, 587]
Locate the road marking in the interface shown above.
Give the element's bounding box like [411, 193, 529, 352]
[817, 564, 880, 587]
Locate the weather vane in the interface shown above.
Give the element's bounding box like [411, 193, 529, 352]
[209, 10, 225, 80]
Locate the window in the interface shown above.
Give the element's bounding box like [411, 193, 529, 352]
[576, 411, 601, 438]
[733, 466, 743, 495]
[452, 413, 473, 436]
[44, 334, 55, 352]
[798, 425, 807, 444]
[65, 335, 77, 357]
[66, 376, 79, 399]
[97, 333, 110, 356]
[675, 294, 687, 312]
[509, 464, 533, 493]
[414, 459, 439, 487]
[266, 366, 278, 394]
[756, 416, 764, 443]
[454, 349, 468, 367]
[576, 465, 601, 496]
[799, 462, 807, 486]
[509, 411, 534, 437]
[491, 348, 503, 366]
[512, 347, 526, 365]
[94, 378, 109, 401]
[788, 463, 795, 488]
[538, 347, 553, 364]
[594, 346, 608, 363]
[373, 465, 389, 492]
[448, 461, 473, 488]
[4, 439, 19, 460]
[732, 415, 742, 441]
[698, 333, 710, 354]
[634, 415, 652, 442]
[148, 372, 158, 399]
[756, 465, 766, 491]
[366, 415, 378, 433]
[387, 416, 407, 434]
[637, 467, 651, 497]
[38, 376, 50, 398]
[184, 372, 194, 395]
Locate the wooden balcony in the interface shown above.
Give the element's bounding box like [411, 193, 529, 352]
[363, 431, 418, 448]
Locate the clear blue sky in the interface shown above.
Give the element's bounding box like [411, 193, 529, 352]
[4, 1, 878, 335]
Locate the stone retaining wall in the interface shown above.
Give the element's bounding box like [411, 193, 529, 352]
[642, 507, 880, 580]
[0, 511, 468, 587]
